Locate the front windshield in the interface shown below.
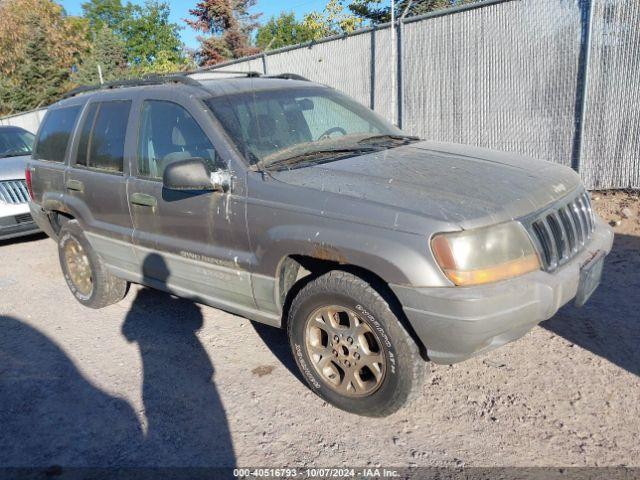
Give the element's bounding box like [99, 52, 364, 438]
[206, 87, 413, 169]
[0, 128, 35, 158]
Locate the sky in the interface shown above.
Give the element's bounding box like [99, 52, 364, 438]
[59, 0, 335, 50]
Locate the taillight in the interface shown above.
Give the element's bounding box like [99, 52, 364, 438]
[25, 167, 34, 200]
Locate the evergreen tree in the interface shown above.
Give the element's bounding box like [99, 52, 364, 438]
[186, 0, 262, 66]
[1, 14, 77, 113]
[349, 0, 473, 24]
[73, 26, 128, 84]
[0, 0, 88, 115]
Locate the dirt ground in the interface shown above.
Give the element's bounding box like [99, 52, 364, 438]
[0, 191, 638, 469]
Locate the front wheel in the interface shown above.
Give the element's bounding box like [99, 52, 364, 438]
[287, 270, 425, 417]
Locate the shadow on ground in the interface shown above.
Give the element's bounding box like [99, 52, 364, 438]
[0, 232, 47, 248]
[0, 253, 235, 468]
[251, 321, 303, 384]
[542, 233, 640, 377]
[0, 314, 144, 467]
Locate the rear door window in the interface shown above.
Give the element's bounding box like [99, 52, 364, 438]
[33, 106, 81, 162]
[75, 101, 131, 173]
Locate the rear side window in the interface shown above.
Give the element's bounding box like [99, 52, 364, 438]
[33, 106, 81, 162]
[76, 101, 131, 173]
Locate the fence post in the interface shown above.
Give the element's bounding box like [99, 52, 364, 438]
[571, 0, 595, 174]
[262, 53, 269, 75]
[397, 19, 404, 129]
[370, 28, 376, 110]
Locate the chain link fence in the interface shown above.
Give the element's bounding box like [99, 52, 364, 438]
[201, 0, 638, 190]
[2, 0, 637, 189]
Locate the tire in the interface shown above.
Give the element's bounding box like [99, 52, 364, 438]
[58, 220, 129, 309]
[287, 270, 425, 417]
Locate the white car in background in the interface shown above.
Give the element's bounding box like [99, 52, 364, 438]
[0, 126, 40, 240]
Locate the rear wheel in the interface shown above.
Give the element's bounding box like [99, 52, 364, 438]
[58, 221, 128, 308]
[287, 270, 425, 417]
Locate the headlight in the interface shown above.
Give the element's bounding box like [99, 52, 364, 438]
[431, 222, 541, 286]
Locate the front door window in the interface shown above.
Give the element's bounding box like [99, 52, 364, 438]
[137, 100, 223, 179]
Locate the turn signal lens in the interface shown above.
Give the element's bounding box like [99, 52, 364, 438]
[431, 222, 541, 286]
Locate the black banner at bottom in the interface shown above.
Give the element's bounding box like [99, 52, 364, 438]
[0, 467, 638, 480]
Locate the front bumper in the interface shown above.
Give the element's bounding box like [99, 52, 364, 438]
[391, 217, 614, 364]
[0, 202, 40, 241]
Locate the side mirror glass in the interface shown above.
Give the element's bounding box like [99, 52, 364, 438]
[163, 157, 216, 191]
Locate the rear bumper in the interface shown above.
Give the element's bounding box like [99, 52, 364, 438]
[391, 218, 614, 364]
[28, 202, 58, 240]
[0, 202, 40, 241]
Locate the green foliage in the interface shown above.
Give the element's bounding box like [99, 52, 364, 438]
[255, 12, 316, 50]
[130, 51, 196, 76]
[0, 0, 192, 114]
[81, 0, 126, 31]
[0, 0, 88, 115]
[348, 0, 474, 24]
[2, 19, 69, 112]
[120, 1, 184, 65]
[81, 0, 185, 65]
[303, 0, 363, 40]
[72, 26, 127, 84]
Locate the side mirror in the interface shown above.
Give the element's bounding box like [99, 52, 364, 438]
[163, 157, 220, 191]
[298, 98, 314, 111]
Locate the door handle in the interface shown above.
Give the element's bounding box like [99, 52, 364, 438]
[65, 179, 84, 192]
[130, 193, 157, 208]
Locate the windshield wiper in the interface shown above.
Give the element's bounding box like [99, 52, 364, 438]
[259, 147, 378, 171]
[357, 134, 420, 145]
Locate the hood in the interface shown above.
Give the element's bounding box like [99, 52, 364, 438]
[269, 141, 582, 229]
[0, 155, 30, 181]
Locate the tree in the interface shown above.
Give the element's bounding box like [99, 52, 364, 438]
[0, 0, 89, 79]
[119, 1, 185, 65]
[0, 0, 89, 114]
[81, 0, 185, 66]
[72, 25, 128, 84]
[186, 0, 262, 66]
[302, 0, 363, 40]
[255, 12, 316, 50]
[130, 50, 196, 76]
[2, 18, 71, 112]
[348, 0, 474, 24]
[81, 0, 126, 31]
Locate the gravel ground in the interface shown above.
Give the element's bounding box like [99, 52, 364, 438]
[0, 192, 638, 469]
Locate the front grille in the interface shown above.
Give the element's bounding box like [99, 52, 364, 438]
[0, 180, 29, 205]
[527, 191, 595, 271]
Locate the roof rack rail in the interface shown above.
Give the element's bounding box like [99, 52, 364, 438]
[267, 73, 309, 81]
[62, 74, 201, 99]
[190, 70, 307, 81]
[190, 69, 262, 77]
